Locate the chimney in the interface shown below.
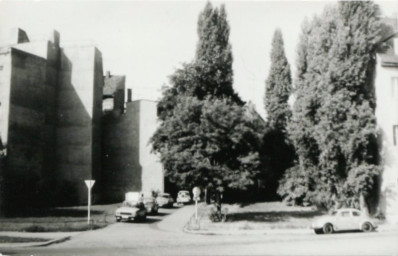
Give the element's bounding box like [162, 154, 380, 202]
[48, 30, 60, 47]
[127, 89, 132, 102]
[106, 71, 111, 78]
[8, 28, 29, 45]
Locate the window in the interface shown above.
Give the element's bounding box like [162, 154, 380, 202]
[392, 77, 398, 98]
[340, 211, 350, 217]
[352, 211, 360, 217]
[394, 125, 398, 146]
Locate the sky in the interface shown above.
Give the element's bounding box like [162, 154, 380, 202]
[0, 0, 397, 118]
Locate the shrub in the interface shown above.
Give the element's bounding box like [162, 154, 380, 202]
[209, 207, 228, 222]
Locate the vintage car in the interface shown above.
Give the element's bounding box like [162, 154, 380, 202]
[312, 208, 378, 234]
[115, 200, 147, 222]
[125, 191, 159, 215]
[176, 190, 192, 204]
[156, 193, 174, 208]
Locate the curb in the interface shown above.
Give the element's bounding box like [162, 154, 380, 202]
[183, 224, 313, 236]
[33, 235, 71, 247]
[183, 221, 398, 236]
[0, 234, 77, 249]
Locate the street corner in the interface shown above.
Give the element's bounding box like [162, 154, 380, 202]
[0, 232, 80, 249]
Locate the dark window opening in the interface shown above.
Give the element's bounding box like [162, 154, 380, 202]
[393, 125, 398, 146]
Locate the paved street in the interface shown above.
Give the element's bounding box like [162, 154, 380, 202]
[1, 205, 398, 256]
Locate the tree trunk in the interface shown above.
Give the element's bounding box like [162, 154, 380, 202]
[360, 193, 369, 216]
[215, 191, 222, 212]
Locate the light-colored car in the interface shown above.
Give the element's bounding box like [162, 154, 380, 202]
[177, 190, 192, 204]
[156, 193, 174, 208]
[115, 200, 147, 222]
[312, 208, 378, 234]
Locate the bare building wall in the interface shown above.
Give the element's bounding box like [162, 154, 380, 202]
[136, 100, 164, 193]
[4, 48, 47, 212]
[56, 45, 103, 205]
[101, 100, 164, 202]
[101, 103, 142, 202]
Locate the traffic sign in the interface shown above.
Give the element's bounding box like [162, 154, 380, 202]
[192, 187, 201, 198]
[85, 180, 95, 189]
[84, 180, 95, 225]
[192, 187, 201, 221]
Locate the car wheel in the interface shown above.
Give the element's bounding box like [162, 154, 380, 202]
[116, 218, 121, 222]
[314, 228, 323, 235]
[362, 222, 373, 232]
[323, 223, 334, 234]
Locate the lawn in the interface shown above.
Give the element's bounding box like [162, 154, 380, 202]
[187, 201, 326, 231]
[0, 203, 121, 232]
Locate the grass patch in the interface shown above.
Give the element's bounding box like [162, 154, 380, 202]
[0, 236, 50, 243]
[0, 203, 120, 232]
[187, 201, 326, 231]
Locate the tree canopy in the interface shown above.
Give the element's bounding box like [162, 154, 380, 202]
[280, 1, 382, 211]
[151, 3, 264, 201]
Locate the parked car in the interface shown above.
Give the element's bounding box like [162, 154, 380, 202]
[176, 190, 192, 204]
[115, 200, 147, 222]
[143, 196, 159, 214]
[311, 208, 378, 234]
[125, 191, 159, 215]
[156, 193, 174, 208]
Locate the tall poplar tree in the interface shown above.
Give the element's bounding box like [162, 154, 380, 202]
[264, 29, 292, 131]
[262, 29, 294, 199]
[152, 3, 263, 206]
[280, 1, 382, 211]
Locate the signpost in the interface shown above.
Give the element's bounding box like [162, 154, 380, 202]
[85, 180, 95, 225]
[192, 187, 201, 221]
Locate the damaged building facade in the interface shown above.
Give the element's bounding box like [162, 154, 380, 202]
[0, 28, 163, 215]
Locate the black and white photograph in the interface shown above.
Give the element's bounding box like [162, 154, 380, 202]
[0, 0, 397, 255]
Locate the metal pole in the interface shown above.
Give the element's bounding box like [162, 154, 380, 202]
[88, 187, 91, 225]
[195, 199, 197, 220]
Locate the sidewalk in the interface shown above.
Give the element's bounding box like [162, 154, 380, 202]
[157, 204, 195, 233]
[0, 231, 79, 248]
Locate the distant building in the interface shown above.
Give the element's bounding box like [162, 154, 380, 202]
[376, 18, 398, 223]
[0, 28, 163, 215]
[102, 75, 164, 202]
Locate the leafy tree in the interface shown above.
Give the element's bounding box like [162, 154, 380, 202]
[153, 96, 264, 205]
[264, 29, 292, 131]
[152, 3, 263, 208]
[262, 29, 295, 200]
[156, 3, 241, 121]
[281, 2, 382, 212]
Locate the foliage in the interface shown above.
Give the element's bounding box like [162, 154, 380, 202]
[152, 3, 264, 203]
[153, 96, 264, 194]
[262, 29, 294, 199]
[209, 207, 228, 222]
[277, 165, 312, 206]
[281, 1, 382, 211]
[264, 29, 292, 131]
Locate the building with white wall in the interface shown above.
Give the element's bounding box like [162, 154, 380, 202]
[376, 18, 398, 223]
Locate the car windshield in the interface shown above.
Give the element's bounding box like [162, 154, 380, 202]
[331, 211, 338, 216]
[123, 201, 139, 207]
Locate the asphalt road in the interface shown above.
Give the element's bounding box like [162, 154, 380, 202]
[1, 205, 398, 256]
